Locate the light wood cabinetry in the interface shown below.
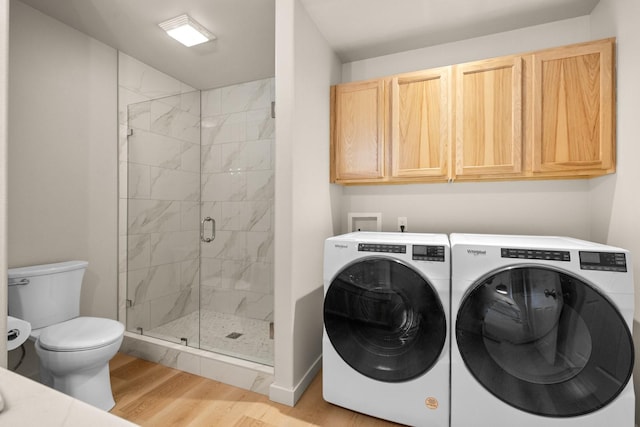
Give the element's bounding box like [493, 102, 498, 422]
[531, 38, 615, 177]
[330, 38, 616, 185]
[390, 68, 450, 180]
[331, 79, 386, 183]
[331, 70, 451, 185]
[454, 56, 523, 179]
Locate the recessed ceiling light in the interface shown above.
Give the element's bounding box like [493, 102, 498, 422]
[159, 14, 216, 47]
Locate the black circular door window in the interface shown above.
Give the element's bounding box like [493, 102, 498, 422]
[324, 257, 446, 382]
[456, 266, 634, 417]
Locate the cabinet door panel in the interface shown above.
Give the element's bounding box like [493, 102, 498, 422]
[455, 57, 523, 177]
[391, 68, 450, 179]
[333, 80, 386, 181]
[533, 40, 614, 173]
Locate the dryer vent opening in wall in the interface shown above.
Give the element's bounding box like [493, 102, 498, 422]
[348, 213, 382, 232]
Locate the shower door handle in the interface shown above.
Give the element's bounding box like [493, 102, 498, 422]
[201, 217, 216, 243]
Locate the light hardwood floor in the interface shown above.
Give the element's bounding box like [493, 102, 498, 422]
[109, 353, 403, 427]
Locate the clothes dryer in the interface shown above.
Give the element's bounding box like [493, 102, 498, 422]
[323, 232, 450, 427]
[450, 233, 634, 427]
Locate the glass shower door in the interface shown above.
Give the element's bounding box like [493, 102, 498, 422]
[125, 91, 202, 348]
[198, 78, 275, 365]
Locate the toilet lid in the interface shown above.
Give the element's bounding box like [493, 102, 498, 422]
[38, 317, 124, 351]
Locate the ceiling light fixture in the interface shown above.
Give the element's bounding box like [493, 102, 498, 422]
[159, 14, 216, 47]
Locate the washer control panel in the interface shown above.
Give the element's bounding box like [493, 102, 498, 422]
[358, 243, 406, 254]
[356, 243, 445, 262]
[579, 251, 627, 272]
[501, 248, 571, 262]
[412, 245, 446, 262]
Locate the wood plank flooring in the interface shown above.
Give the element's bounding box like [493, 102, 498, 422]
[109, 353, 403, 427]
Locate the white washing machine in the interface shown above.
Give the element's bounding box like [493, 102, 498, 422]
[450, 233, 635, 427]
[323, 232, 450, 427]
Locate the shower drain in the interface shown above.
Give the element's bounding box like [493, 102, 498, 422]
[226, 332, 243, 339]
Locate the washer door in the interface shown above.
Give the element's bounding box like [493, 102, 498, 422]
[324, 257, 446, 382]
[456, 266, 634, 417]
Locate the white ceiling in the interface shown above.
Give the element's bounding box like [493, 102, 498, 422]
[16, 0, 599, 90]
[15, 0, 276, 90]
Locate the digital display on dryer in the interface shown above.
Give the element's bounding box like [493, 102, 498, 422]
[581, 252, 600, 264]
[579, 251, 627, 272]
[412, 245, 445, 262]
[413, 246, 427, 255]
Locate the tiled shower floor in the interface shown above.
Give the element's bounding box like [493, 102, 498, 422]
[145, 309, 274, 366]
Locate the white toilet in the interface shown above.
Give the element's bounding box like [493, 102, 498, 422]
[7, 260, 124, 411]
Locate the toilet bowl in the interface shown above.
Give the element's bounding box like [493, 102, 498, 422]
[33, 317, 125, 411]
[7, 261, 125, 411]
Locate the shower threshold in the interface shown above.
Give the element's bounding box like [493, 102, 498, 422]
[144, 309, 274, 367]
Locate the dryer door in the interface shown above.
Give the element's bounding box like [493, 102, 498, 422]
[324, 257, 447, 382]
[456, 266, 634, 417]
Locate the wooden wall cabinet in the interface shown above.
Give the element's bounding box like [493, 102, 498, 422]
[390, 68, 450, 181]
[330, 79, 386, 183]
[330, 38, 616, 185]
[530, 38, 615, 177]
[453, 56, 524, 179]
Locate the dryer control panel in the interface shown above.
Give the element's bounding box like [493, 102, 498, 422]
[579, 251, 627, 272]
[356, 243, 446, 262]
[501, 248, 570, 261]
[358, 243, 406, 254]
[412, 245, 446, 262]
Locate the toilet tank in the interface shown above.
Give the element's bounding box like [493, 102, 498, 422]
[8, 261, 88, 330]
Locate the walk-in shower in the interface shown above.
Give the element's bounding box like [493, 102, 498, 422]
[123, 78, 275, 367]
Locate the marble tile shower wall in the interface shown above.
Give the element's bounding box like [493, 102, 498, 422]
[118, 52, 198, 332]
[126, 92, 201, 333]
[200, 78, 275, 323]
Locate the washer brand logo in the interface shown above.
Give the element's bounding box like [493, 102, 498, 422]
[334, 244, 349, 249]
[467, 249, 487, 256]
[425, 397, 439, 410]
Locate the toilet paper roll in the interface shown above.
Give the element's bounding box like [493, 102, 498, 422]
[7, 316, 31, 351]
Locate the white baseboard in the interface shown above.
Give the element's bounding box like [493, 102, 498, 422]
[269, 355, 322, 406]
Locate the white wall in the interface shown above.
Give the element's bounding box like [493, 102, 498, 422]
[588, 0, 640, 422]
[0, 0, 8, 368]
[339, 17, 596, 239]
[343, 16, 591, 81]
[342, 180, 591, 237]
[8, 1, 118, 318]
[272, 0, 341, 405]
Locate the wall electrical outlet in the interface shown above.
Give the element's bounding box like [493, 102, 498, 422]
[398, 217, 407, 232]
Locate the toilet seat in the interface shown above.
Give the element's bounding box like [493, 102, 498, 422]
[37, 317, 124, 352]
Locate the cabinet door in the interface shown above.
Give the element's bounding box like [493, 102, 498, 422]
[454, 56, 523, 178]
[532, 39, 614, 174]
[331, 80, 386, 182]
[390, 68, 450, 180]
